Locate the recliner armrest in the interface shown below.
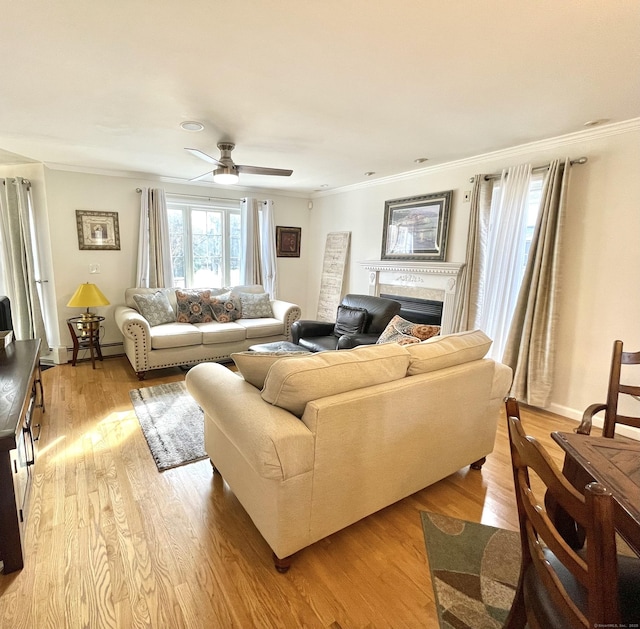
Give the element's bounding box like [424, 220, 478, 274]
[291, 320, 336, 343]
[337, 333, 382, 350]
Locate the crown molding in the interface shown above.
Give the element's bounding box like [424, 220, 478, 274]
[313, 118, 640, 198]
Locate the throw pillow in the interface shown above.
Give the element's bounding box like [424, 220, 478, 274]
[376, 315, 441, 345]
[175, 289, 215, 323]
[405, 329, 493, 376]
[238, 292, 274, 319]
[231, 351, 301, 389]
[334, 305, 367, 336]
[132, 291, 176, 327]
[210, 292, 242, 323]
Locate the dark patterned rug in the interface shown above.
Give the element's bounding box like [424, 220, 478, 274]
[421, 511, 521, 629]
[130, 381, 207, 472]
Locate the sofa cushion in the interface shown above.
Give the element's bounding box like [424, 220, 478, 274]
[149, 322, 202, 349]
[132, 291, 176, 326]
[210, 292, 242, 322]
[236, 318, 285, 338]
[196, 321, 247, 344]
[406, 329, 493, 376]
[377, 315, 441, 345]
[238, 292, 274, 319]
[261, 343, 410, 417]
[334, 305, 367, 336]
[231, 351, 301, 389]
[175, 289, 215, 323]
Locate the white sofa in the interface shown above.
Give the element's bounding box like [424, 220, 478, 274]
[114, 285, 301, 379]
[185, 330, 513, 571]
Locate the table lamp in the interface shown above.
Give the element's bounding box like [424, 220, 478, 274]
[67, 282, 110, 321]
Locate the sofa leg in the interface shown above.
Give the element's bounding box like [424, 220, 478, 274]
[210, 460, 220, 475]
[136, 371, 146, 381]
[470, 457, 486, 470]
[273, 553, 292, 573]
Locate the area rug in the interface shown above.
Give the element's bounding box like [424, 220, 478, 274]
[421, 511, 521, 629]
[129, 381, 207, 472]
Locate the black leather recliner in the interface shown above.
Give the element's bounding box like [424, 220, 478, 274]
[291, 294, 401, 352]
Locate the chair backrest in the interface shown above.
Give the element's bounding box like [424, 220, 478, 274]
[505, 397, 621, 628]
[340, 294, 401, 334]
[602, 340, 640, 438]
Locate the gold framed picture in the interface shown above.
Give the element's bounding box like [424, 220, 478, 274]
[76, 210, 120, 250]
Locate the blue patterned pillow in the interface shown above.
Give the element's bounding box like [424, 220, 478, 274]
[132, 291, 176, 326]
[175, 289, 215, 323]
[238, 292, 274, 319]
[210, 292, 242, 323]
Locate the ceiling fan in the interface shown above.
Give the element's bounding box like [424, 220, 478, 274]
[185, 142, 293, 184]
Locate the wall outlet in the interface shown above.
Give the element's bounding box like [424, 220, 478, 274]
[463, 191, 471, 203]
[89, 264, 100, 274]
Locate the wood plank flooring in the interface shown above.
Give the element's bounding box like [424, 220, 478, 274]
[0, 356, 577, 628]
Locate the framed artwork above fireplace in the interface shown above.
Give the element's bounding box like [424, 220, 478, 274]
[381, 191, 452, 261]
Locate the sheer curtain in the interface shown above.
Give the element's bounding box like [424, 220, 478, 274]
[476, 163, 532, 360]
[504, 158, 570, 406]
[452, 175, 493, 332]
[0, 178, 47, 342]
[260, 200, 278, 298]
[136, 187, 174, 288]
[240, 197, 262, 285]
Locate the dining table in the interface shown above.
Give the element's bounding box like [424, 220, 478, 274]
[551, 431, 640, 555]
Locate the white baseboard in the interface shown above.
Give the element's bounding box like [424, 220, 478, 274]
[546, 402, 640, 440]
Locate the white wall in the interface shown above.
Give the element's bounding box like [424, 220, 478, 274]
[36, 170, 311, 359]
[307, 121, 640, 420]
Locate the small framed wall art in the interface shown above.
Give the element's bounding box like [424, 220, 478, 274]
[76, 210, 121, 250]
[276, 226, 301, 257]
[381, 191, 452, 261]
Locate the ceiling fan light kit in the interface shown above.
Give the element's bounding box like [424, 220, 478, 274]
[186, 142, 293, 184]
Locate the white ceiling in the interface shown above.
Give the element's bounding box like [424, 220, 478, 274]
[1, 1, 639, 194]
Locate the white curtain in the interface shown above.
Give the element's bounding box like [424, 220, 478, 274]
[136, 187, 174, 288]
[0, 178, 47, 343]
[504, 159, 570, 406]
[476, 163, 532, 360]
[240, 197, 262, 286]
[260, 200, 278, 298]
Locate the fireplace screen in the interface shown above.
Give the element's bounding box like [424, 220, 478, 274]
[381, 191, 452, 262]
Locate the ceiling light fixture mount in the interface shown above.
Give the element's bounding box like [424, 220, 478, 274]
[414, 157, 429, 164]
[181, 121, 205, 132]
[583, 118, 610, 128]
[364, 171, 375, 176]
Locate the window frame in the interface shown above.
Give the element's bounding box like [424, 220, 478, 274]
[166, 195, 241, 289]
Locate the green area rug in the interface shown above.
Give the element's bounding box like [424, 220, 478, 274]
[130, 381, 207, 472]
[421, 511, 521, 629]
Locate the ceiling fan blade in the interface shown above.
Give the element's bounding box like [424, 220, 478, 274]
[185, 147, 224, 167]
[237, 165, 293, 177]
[189, 170, 212, 182]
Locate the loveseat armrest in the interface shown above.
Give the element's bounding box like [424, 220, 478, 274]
[114, 305, 152, 373]
[336, 333, 381, 350]
[270, 300, 302, 340]
[291, 320, 335, 344]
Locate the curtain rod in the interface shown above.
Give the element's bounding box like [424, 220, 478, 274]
[135, 188, 237, 203]
[469, 156, 588, 183]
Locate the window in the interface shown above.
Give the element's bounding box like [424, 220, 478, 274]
[167, 196, 241, 288]
[479, 171, 544, 361]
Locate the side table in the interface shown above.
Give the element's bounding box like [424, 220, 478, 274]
[67, 316, 104, 369]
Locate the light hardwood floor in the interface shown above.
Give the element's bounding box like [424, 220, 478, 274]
[0, 356, 577, 628]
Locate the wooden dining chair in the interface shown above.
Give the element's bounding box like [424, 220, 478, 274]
[577, 339, 640, 437]
[504, 397, 640, 628]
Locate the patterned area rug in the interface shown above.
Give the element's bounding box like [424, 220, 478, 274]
[421, 511, 521, 629]
[130, 381, 207, 472]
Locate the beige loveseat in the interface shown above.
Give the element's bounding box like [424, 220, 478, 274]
[185, 329, 513, 571]
[115, 284, 301, 379]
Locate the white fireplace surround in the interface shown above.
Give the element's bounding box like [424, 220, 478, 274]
[359, 261, 465, 335]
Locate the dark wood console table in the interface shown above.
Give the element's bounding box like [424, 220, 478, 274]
[0, 339, 44, 573]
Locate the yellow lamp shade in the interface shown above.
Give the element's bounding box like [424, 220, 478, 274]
[67, 283, 110, 318]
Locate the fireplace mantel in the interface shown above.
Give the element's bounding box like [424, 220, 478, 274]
[359, 260, 465, 334]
